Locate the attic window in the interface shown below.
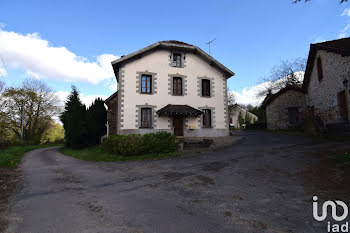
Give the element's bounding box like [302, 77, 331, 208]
[317, 56, 323, 82]
[172, 53, 182, 67]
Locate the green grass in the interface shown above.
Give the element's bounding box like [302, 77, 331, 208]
[0, 144, 62, 168]
[59, 146, 180, 162]
[335, 152, 350, 166]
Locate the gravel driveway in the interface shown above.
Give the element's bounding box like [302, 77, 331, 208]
[4, 131, 350, 233]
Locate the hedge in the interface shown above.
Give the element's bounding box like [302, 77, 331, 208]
[100, 132, 179, 156]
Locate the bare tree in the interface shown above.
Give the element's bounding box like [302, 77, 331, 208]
[256, 58, 306, 98]
[0, 80, 4, 93]
[1, 79, 60, 143]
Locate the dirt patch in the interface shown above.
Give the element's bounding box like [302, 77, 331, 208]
[55, 175, 81, 184]
[301, 148, 350, 201]
[232, 195, 244, 201]
[0, 168, 19, 232]
[202, 161, 229, 172]
[77, 200, 103, 213]
[196, 175, 215, 185]
[163, 172, 194, 182]
[224, 211, 232, 217]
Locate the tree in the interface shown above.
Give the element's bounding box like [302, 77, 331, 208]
[60, 86, 87, 149]
[0, 79, 60, 143]
[238, 111, 244, 128]
[40, 121, 64, 144]
[227, 88, 236, 114]
[257, 58, 306, 98]
[86, 98, 107, 145]
[0, 80, 4, 93]
[245, 112, 252, 125]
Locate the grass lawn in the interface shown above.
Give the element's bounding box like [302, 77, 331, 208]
[59, 146, 180, 162]
[0, 144, 62, 168]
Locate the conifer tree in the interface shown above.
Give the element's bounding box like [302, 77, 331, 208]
[60, 86, 87, 149]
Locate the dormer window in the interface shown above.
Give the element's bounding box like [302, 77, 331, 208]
[172, 53, 182, 67]
[317, 56, 323, 82]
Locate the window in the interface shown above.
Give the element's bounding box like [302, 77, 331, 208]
[317, 57, 323, 81]
[173, 77, 182, 95]
[141, 75, 152, 94]
[172, 53, 182, 67]
[141, 108, 152, 128]
[202, 79, 211, 97]
[202, 109, 212, 127]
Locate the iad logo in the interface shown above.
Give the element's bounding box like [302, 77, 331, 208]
[313, 196, 349, 232]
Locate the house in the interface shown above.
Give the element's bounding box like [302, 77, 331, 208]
[265, 37, 350, 131]
[105, 40, 234, 138]
[229, 104, 258, 128]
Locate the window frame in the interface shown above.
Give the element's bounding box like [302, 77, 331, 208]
[141, 75, 152, 94]
[141, 108, 152, 128]
[316, 56, 323, 82]
[172, 53, 182, 67]
[173, 77, 183, 95]
[202, 109, 212, 127]
[201, 79, 211, 97]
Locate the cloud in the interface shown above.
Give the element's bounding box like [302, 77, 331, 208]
[108, 79, 118, 92]
[313, 37, 326, 43]
[55, 91, 109, 108]
[0, 65, 7, 77]
[0, 29, 119, 84]
[231, 72, 304, 107]
[26, 70, 40, 79]
[341, 8, 350, 17]
[339, 33, 347, 39]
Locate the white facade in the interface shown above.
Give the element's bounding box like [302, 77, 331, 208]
[112, 42, 234, 137]
[229, 105, 258, 128]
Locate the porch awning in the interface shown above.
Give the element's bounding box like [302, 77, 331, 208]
[156, 104, 203, 117]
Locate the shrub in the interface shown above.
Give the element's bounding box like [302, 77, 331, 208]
[101, 132, 179, 156]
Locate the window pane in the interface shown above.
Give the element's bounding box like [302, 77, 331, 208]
[141, 108, 152, 128]
[203, 109, 211, 127]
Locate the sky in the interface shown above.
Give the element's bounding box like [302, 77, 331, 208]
[0, 0, 349, 106]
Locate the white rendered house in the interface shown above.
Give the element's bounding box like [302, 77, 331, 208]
[105, 40, 234, 137]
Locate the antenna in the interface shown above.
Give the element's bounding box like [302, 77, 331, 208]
[206, 38, 216, 55]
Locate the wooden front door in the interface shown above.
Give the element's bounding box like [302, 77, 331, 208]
[173, 117, 184, 136]
[338, 90, 348, 121]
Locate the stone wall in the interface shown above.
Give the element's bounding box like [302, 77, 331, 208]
[307, 50, 350, 123]
[106, 94, 117, 135]
[266, 90, 306, 130]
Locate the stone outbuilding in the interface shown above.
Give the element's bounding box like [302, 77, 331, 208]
[265, 37, 350, 131]
[264, 86, 307, 130]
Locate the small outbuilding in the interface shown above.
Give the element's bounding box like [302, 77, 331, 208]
[264, 86, 307, 130]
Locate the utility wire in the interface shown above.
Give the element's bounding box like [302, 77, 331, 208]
[0, 53, 15, 86]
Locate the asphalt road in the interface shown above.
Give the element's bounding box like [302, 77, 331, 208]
[4, 131, 350, 233]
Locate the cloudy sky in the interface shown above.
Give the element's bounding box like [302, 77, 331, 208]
[0, 0, 349, 106]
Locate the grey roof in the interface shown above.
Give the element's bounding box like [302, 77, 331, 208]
[111, 40, 235, 78]
[156, 104, 203, 117]
[104, 91, 118, 103]
[303, 37, 350, 91]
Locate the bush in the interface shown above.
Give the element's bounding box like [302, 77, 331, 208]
[101, 132, 179, 156]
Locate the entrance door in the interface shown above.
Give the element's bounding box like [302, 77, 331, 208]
[173, 117, 184, 136]
[338, 90, 348, 121]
